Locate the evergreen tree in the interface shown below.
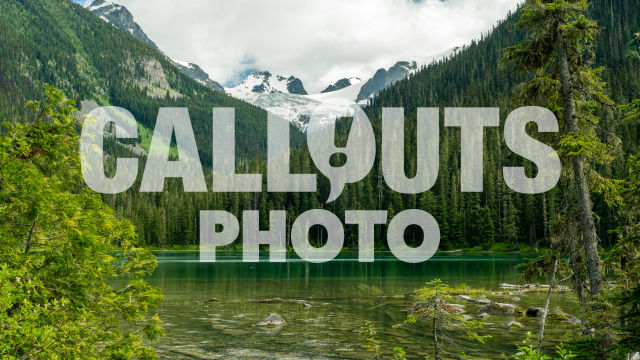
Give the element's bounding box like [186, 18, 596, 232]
[0, 86, 162, 359]
[503, 0, 613, 298]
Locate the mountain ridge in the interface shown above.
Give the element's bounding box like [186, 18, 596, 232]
[87, 0, 225, 93]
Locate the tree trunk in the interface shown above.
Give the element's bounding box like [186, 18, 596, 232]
[569, 232, 586, 304]
[542, 193, 549, 243]
[556, 37, 603, 298]
[433, 316, 439, 360]
[538, 259, 558, 351]
[22, 217, 37, 255]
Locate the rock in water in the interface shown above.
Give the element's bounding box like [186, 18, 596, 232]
[457, 295, 474, 302]
[479, 302, 517, 315]
[507, 321, 524, 329]
[526, 307, 546, 317]
[548, 309, 570, 321]
[475, 297, 491, 305]
[257, 313, 286, 327]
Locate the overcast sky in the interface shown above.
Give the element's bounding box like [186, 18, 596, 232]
[79, 0, 521, 92]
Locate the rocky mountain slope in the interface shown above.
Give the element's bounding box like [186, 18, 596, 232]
[87, 0, 225, 93]
[321, 77, 361, 93]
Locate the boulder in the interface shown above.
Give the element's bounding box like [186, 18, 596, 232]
[257, 313, 286, 327]
[479, 302, 517, 316]
[303, 303, 312, 309]
[207, 297, 220, 302]
[478, 312, 490, 320]
[511, 296, 521, 301]
[526, 307, 546, 317]
[475, 297, 491, 305]
[462, 315, 474, 321]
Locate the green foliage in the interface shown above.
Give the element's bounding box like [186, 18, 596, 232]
[395, 280, 489, 358]
[600, 145, 640, 358]
[618, 98, 640, 123]
[0, 86, 162, 359]
[392, 347, 406, 360]
[503, 0, 618, 196]
[513, 332, 575, 360]
[360, 321, 381, 360]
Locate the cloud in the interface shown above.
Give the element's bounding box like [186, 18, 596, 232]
[113, 0, 521, 92]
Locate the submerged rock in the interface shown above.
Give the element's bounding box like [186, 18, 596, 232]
[207, 298, 220, 303]
[548, 309, 570, 321]
[507, 321, 524, 329]
[257, 313, 286, 327]
[303, 303, 312, 309]
[478, 312, 491, 320]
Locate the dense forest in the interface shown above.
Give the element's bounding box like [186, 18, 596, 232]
[0, 0, 639, 251]
[103, 0, 640, 252]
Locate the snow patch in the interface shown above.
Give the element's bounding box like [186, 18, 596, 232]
[170, 58, 194, 69]
[88, 1, 112, 11]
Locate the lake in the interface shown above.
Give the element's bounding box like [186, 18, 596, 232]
[146, 252, 578, 359]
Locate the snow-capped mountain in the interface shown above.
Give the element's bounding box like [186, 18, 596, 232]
[227, 71, 308, 95]
[224, 48, 458, 130]
[226, 73, 366, 129]
[87, 0, 225, 93]
[321, 77, 361, 94]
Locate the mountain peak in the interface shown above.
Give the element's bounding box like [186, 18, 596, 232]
[321, 77, 362, 93]
[229, 71, 308, 95]
[88, 0, 157, 48]
[87, 0, 114, 10]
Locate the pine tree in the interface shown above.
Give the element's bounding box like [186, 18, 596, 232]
[503, 0, 613, 298]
